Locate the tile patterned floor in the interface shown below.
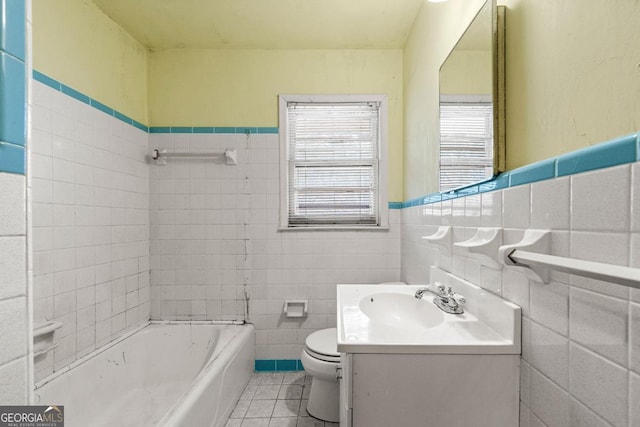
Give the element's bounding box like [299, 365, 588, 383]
[225, 372, 340, 427]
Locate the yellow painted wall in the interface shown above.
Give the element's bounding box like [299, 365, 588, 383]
[148, 49, 404, 201]
[501, 0, 640, 170]
[404, 0, 640, 198]
[32, 0, 148, 124]
[403, 0, 485, 199]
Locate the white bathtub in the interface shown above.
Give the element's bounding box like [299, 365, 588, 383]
[34, 322, 255, 427]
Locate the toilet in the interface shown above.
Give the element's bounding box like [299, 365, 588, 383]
[300, 328, 340, 422]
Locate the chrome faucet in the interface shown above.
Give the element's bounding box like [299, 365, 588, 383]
[415, 282, 465, 314]
[414, 288, 429, 299]
[435, 283, 465, 314]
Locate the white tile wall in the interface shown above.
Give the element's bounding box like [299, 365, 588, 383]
[30, 81, 150, 382]
[0, 2, 31, 403]
[401, 163, 639, 427]
[0, 143, 28, 404]
[149, 133, 401, 359]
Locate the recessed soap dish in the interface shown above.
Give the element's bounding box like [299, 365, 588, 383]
[33, 321, 63, 358]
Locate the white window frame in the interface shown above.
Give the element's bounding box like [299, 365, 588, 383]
[278, 94, 389, 230]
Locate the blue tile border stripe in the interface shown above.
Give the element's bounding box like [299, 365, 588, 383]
[33, 70, 150, 132]
[401, 131, 639, 209]
[509, 158, 557, 186]
[556, 133, 637, 177]
[148, 126, 279, 134]
[255, 359, 304, 372]
[31, 70, 639, 205]
[33, 70, 61, 90]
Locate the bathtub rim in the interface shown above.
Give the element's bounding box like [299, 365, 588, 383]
[34, 320, 246, 390]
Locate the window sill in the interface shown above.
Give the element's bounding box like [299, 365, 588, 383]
[278, 225, 390, 232]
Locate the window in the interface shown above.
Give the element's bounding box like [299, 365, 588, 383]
[439, 95, 493, 191]
[279, 94, 388, 229]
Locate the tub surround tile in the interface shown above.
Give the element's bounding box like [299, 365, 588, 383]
[0, 297, 28, 365]
[0, 173, 26, 234]
[0, 357, 28, 405]
[0, 236, 26, 300]
[31, 81, 150, 382]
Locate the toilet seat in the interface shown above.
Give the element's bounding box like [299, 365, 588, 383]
[304, 328, 339, 363]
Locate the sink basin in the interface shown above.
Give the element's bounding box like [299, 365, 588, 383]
[336, 266, 522, 354]
[358, 292, 444, 329]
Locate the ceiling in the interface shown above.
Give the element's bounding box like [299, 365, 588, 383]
[92, 0, 425, 51]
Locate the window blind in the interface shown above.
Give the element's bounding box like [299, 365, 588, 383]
[286, 102, 380, 226]
[439, 102, 493, 191]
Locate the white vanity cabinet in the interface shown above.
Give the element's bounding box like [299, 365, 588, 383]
[336, 267, 523, 427]
[339, 352, 520, 427]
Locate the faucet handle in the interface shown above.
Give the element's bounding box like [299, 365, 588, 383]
[452, 293, 466, 305]
[435, 282, 446, 296]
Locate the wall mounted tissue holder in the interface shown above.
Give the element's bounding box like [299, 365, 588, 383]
[284, 300, 308, 318]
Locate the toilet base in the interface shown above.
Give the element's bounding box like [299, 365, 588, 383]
[306, 376, 340, 423]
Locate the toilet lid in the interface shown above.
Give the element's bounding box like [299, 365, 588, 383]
[305, 328, 339, 358]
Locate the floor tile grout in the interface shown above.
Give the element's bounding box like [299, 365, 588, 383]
[225, 372, 339, 427]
